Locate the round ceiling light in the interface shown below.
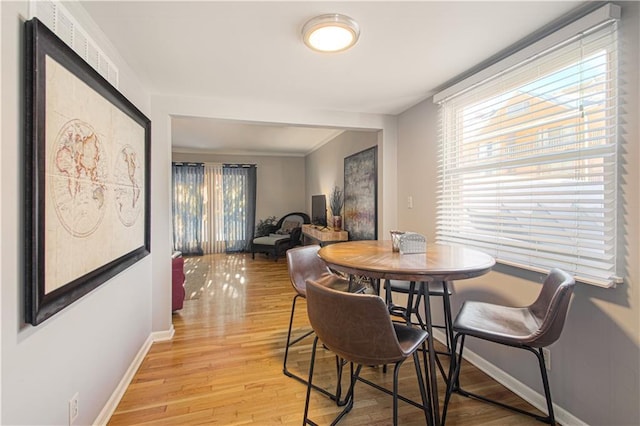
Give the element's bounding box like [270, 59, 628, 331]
[302, 14, 360, 53]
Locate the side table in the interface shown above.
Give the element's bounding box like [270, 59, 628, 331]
[301, 224, 348, 246]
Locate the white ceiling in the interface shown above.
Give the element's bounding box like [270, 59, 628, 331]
[80, 1, 583, 155]
[171, 116, 348, 156]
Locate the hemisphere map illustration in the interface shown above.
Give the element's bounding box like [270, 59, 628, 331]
[114, 144, 143, 227]
[51, 119, 143, 238]
[43, 54, 147, 295]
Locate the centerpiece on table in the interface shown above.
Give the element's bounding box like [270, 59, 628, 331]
[329, 185, 344, 231]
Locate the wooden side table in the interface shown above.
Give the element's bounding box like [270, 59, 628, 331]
[301, 224, 348, 246]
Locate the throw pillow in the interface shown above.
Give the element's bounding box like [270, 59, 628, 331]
[280, 220, 299, 234]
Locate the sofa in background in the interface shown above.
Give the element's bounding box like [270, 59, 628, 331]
[172, 251, 185, 311]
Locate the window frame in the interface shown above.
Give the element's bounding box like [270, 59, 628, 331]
[433, 4, 622, 288]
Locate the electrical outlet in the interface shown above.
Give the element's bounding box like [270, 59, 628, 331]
[69, 393, 79, 425]
[407, 196, 414, 209]
[542, 348, 551, 370]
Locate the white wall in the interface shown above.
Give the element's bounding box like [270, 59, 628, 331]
[172, 152, 306, 222]
[152, 94, 399, 242]
[305, 130, 379, 216]
[1, 2, 160, 424]
[0, 2, 4, 420]
[396, 2, 640, 424]
[397, 101, 438, 241]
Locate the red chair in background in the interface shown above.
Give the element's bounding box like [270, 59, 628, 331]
[172, 253, 185, 311]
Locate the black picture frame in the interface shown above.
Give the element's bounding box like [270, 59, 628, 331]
[24, 18, 151, 325]
[343, 146, 378, 240]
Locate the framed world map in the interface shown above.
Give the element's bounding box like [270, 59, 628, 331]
[24, 18, 151, 325]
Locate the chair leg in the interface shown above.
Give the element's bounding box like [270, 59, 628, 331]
[284, 295, 314, 377]
[392, 355, 435, 426]
[432, 286, 454, 382]
[285, 296, 343, 403]
[303, 337, 319, 426]
[421, 341, 433, 418]
[283, 294, 298, 376]
[392, 361, 402, 426]
[445, 334, 557, 424]
[331, 364, 360, 425]
[409, 286, 427, 329]
[538, 348, 556, 424]
[412, 350, 434, 426]
[442, 282, 455, 352]
[303, 345, 360, 426]
[335, 356, 344, 405]
[442, 333, 464, 425]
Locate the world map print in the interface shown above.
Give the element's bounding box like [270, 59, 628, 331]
[50, 119, 144, 238]
[51, 119, 108, 237]
[113, 145, 143, 226]
[39, 53, 148, 304]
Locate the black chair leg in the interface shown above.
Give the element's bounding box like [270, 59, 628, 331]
[284, 295, 314, 378]
[285, 295, 343, 403]
[537, 348, 556, 424]
[392, 360, 403, 426]
[412, 350, 434, 426]
[334, 356, 345, 405]
[442, 282, 455, 351]
[304, 339, 360, 426]
[424, 282, 455, 383]
[303, 337, 320, 426]
[331, 364, 360, 425]
[444, 333, 557, 425]
[442, 333, 465, 425]
[384, 281, 453, 383]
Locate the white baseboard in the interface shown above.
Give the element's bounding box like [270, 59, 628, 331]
[153, 325, 176, 342]
[93, 325, 175, 425]
[432, 329, 586, 426]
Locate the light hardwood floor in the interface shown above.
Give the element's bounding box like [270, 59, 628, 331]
[108, 253, 544, 425]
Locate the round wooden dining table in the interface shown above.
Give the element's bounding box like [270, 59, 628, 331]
[318, 240, 495, 425]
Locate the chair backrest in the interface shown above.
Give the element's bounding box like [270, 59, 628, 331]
[527, 268, 576, 347]
[276, 212, 311, 230]
[286, 245, 333, 297]
[305, 278, 409, 366]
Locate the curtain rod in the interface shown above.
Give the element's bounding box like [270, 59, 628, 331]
[223, 163, 256, 168]
[172, 162, 203, 167]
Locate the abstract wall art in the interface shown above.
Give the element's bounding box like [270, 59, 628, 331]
[343, 146, 377, 241]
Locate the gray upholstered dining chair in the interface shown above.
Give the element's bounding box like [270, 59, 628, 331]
[442, 268, 575, 425]
[284, 245, 365, 400]
[303, 278, 433, 426]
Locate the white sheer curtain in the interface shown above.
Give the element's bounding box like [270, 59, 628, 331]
[202, 163, 225, 254]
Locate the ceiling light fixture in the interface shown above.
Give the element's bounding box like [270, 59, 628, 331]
[302, 14, 360, 53]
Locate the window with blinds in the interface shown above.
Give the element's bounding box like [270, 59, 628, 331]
[435, 6, 621, 287]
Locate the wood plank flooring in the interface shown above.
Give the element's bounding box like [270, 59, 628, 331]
[108, 253, 544, 425]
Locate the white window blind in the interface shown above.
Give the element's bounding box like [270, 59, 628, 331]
[435, 6, 621, 287]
